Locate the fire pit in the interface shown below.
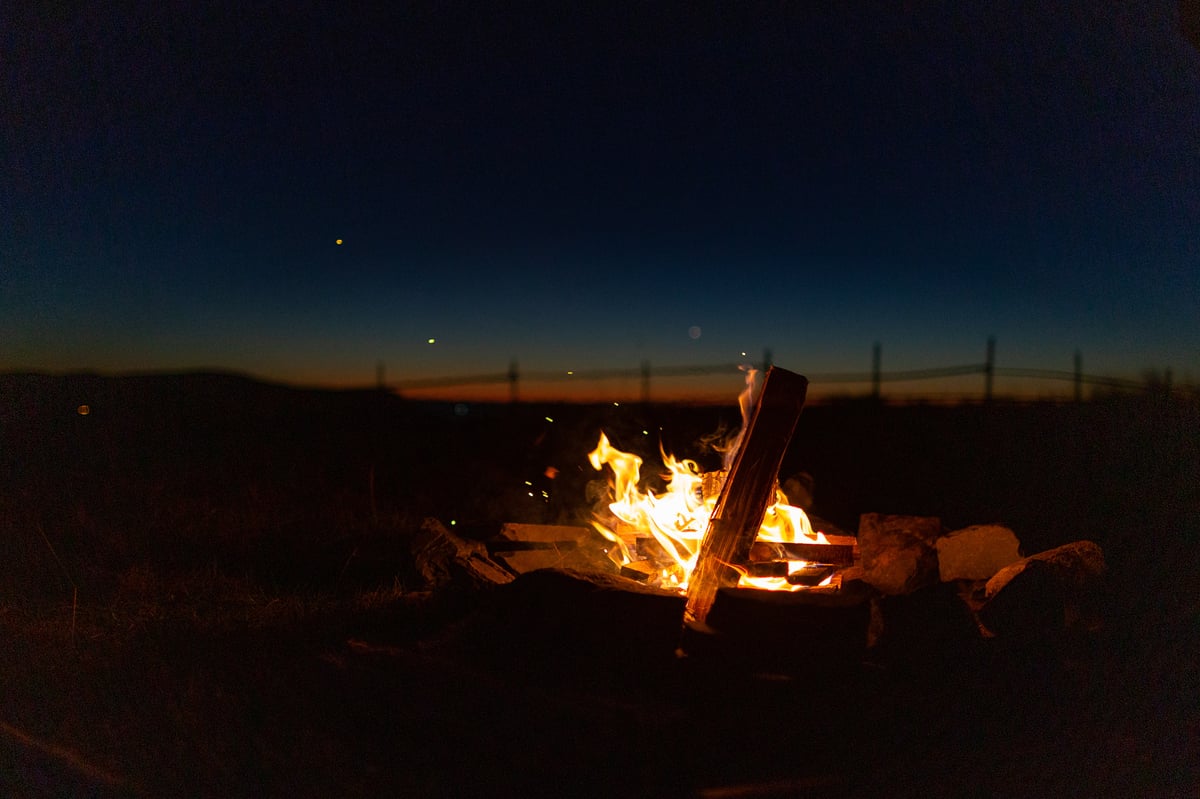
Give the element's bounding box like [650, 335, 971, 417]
[414, 365, 1106, 675]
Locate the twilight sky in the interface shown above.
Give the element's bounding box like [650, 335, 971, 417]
[4, 2, 1199, 401]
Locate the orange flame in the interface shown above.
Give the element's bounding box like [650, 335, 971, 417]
[588, 432, 829, 593]
[588, 367, 833, 592]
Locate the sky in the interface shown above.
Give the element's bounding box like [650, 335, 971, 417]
[4, 1, 1199, 401]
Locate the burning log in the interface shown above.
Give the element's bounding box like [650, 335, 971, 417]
[684, 367, 809, 627]
[748, 534, 858, 566]
[739, 561, 836, 586]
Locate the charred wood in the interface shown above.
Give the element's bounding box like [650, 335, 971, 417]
[685, 367, 809, 626]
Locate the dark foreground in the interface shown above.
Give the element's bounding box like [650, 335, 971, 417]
[1, 373, 1197, 797]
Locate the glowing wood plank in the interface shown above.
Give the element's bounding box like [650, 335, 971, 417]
[684, 367, 808, 627]
[748, 536, 858, 566]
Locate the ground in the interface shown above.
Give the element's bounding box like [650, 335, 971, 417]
[1, 374, 1197, 797]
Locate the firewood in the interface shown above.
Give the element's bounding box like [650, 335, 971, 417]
[684, 367, 808, 626]
[741, 561, 788, 578]
[487, 524, 616, 576]
[785, 564, 836, 586]
[748, 536, 857, 566]
[413, 518, 513, 587]
[496, 523, 593, 544]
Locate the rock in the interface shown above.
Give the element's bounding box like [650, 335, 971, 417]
[936, 524, 1022, 582]
[857, 513, 941, 595]
[985, 540, 1106, 597]
[980, 540, 1106, 639]
[866, 582, 987, 671]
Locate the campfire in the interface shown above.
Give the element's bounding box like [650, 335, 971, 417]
[586, 369, 854, 602]
[414, 365, 1107, 665]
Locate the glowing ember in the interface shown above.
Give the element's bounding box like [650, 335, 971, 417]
[588, 370, 831, 593]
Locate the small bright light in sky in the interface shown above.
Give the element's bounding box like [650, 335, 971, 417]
[335, 239, 343, 245]
[427, 338, 436, 344]
[688, 326, 702, 340]
[566, 370, 574, 375]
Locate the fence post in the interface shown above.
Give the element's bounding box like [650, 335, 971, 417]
[640, 360, 651, 405]
[1080, 347, 1089, 400]
[508, 359, 519, 403]
[871, 342, 881, 401]
[984, 336, 995, 403]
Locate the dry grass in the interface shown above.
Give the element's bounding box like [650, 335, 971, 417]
[1, 377, 1196, 796]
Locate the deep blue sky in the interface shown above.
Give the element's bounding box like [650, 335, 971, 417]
[4, 2, 1198, 399]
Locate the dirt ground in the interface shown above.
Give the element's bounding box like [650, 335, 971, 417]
[2, 374, 1197, 797]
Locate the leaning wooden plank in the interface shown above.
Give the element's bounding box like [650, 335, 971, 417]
[684, 367, 809, 626]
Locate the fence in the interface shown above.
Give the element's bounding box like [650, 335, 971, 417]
[386, 338, 1186, 404]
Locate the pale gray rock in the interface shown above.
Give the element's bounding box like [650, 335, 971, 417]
[936, 524, 1023, 582]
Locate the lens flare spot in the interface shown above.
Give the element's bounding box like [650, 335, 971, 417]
[688, 326, 702, 340]
[335, 239, 343, 245]
[77, 405, 90, 416]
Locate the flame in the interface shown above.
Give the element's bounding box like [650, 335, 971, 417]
[588, 367, 835, 592]
[588, 442, 830, 594]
